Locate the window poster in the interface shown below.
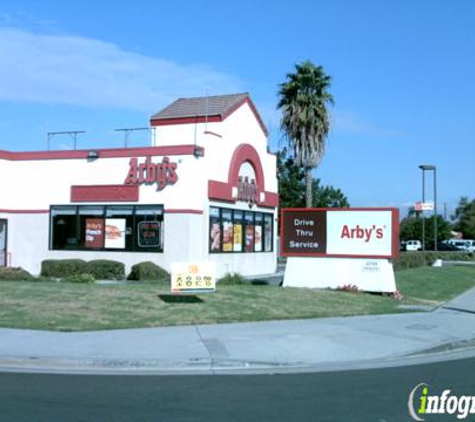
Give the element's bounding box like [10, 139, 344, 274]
[138, 221, 161, 247]
[233, 224, 243, 252]
[209, 207, 221, 252]
[254, 213, 263, 252]
[245, 212, 254, 252]
[85, 218, 104, 249]
[222, 221, 233, 252]
[245, 225, 254, 252]
[222, 209, 233, 252]
[233, 211, 243, 252]
[255, 225, 262, 252]
[105, 218, 126, 249]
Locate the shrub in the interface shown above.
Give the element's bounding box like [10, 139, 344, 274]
[393, 251, 475, 271]
[127, 261, 170, 282]
[41, 259, 88, 278]
[63, 273, 96, 283]
[87, 259, 125, 280]
[392, 252, 426, 271]
[0, 267, 35, 281]
[218, 273, 246, 285]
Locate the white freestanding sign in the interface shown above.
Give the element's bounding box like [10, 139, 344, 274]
[281, 208, 399, 293]
[283, 257, 397, 292]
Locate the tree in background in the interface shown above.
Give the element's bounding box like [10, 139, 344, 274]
[276, 148, 306, 209]
[278, 61, 334, 207]
[399, 214, 452, 249]
[452, 196, 475, 238]
[312, 179, 350, 208]
[277, 148, 349, 209]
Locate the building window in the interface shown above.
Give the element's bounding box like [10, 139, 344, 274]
[209, 207, 273, 253]
[50, 205, 164, 252]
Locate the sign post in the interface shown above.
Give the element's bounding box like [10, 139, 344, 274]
[281, 208, 399, 293]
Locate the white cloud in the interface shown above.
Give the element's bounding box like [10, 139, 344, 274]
[0, 27, 244, 112]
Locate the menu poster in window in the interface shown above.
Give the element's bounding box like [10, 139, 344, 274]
[138, 221, 161, 247]
[209, 208, 221, 252]
[245, 225, 254, 252]
[233, 223, 243, 252]
[85, 219, 104, 249]
[222, 210, 233, 252]
[105, 218, 126, 249]
[222, 221, 233, 252]
[255, 225, 262, 252]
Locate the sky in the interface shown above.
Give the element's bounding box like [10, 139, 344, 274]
[1, 0, 474, 217]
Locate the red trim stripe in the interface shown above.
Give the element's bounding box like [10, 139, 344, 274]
[164, 209, 204, 215]
[0, 209, 49, 214]
[0, 208, 205, 215]
[71, 185, 139, 202]
[0, 145, 204, 161]
[150, 115, 222, 126]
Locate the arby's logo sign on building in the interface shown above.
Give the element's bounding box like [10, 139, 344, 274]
[124, 156, 178, 190]
[235, 161, 259, 205]
[281, 208, 399, 259]
[237, 176, 258, 204]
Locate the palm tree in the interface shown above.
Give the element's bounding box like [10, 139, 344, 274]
[278, 61, 334, 207]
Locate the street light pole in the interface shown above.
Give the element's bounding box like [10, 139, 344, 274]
[419, 164, 437, 251]
[434, 166, 437, 251]
[421, 168, 425, 252]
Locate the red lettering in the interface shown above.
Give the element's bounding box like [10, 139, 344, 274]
[341, 224, 385, 242]
[124, 156, 178, 190]
[124, 158, 138, 184]
[341, 225, 350, 238]
[145, 156, 155, 183]
[138, 162, 147, 184]
[356, 226, 364, 239]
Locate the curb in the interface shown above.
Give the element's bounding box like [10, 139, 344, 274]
[2, 341, 475, 376]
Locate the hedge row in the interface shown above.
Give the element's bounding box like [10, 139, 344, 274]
[40, 259, 170, 282]
[41, 259, 125, 280]
[392, 251, 475, 271]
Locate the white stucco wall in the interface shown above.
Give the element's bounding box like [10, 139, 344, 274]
[1, 154, 206, 211]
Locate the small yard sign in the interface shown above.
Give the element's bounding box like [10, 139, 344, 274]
[171, 262, 216, 294]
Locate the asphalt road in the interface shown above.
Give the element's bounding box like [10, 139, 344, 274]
[1, 357, 475, 422]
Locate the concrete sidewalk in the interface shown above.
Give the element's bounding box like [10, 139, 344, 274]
[1, 288, 475, 375]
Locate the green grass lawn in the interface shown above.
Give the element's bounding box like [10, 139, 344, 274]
[395, 266, 475, 303]
[0, 265, 473, 332]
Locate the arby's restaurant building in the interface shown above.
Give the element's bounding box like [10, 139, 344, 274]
[0, 93, 279, 277]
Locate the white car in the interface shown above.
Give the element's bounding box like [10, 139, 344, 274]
[405, 240, 422, 251]
[443, 239, 475, 252]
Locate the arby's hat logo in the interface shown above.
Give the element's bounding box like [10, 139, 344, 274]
[237, 176, 259, 205]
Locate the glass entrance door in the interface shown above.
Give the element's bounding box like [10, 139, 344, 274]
[0, 219, 7, 267]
